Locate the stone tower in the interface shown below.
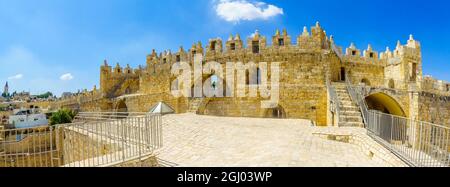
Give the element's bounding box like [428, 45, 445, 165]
[100, 60, 112, 96]
[383, 35, 422, 90]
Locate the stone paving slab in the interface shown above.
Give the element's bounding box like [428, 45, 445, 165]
[154, 113, 387, 167]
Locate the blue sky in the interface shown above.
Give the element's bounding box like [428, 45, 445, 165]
[0, 0, 449, 96]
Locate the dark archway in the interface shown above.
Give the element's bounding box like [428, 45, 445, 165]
[264, 105, 286, 119]
[116, 100, 128, 117]
[190, 74, 230, 98]
[340, 67, 346, 81]
[365, 93, 406, 117]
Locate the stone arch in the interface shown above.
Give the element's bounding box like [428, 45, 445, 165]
[361, 78, 371, 86]
[365, 92, 406, 117]
[264, 105, 286, 119]
[190, 73, 230, 98]
[115, 99, 128, 116]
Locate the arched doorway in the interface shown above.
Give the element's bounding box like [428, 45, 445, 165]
[116, 100, 128, 117]
[365, 93, 406, 117]
[340, 67, 346, 81]
[190, 74, 230, 98]
[264, 105, 286, 119]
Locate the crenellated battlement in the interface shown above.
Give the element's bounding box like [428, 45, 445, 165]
[97, 22, 431, 99]
[138, 22, 332, 66]
[380, 35, 421, 61]
[421, 75, 450, 95]
[132, 22, 424, 69]
[96, 22, 429, 99]
[101, 60, 143, 77]
[343, 43, 383, 65]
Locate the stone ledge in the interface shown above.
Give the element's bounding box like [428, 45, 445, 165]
[312, 128, 408, 167]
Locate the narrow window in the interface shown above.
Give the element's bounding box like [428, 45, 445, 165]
[252, 41, 259, 54]
[176, 55, 181, 62]
[163, 58, 167, 64]
[411, 63, 417, 81]
[246, 70, 250, 85]
[352, 51, 356, 56]
[340, 67, 346, 81]
[278, 38, 285, 46]
[369, 53, 374, 58]
[230, 43, 236, 51]
[211, 41, 216, 51]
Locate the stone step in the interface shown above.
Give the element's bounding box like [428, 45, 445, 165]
[339, 122, 364, 128]
[340, 115, 363, 123]
[339, 100, 354, 105]
[336, 92, 350, 96]
[336, 93, 349, 97]
[340, 106, 360, 112]
[337, 96, 352, 101]
[334, 86, 346, 89]
[339, 110, 362, 116]
[338, 98, 352, 102]
[339, 103, 358, 108]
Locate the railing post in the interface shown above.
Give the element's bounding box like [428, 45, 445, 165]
[121, 119, 125, 163]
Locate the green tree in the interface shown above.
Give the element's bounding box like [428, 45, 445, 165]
[37, 92, 53, 99]
[49, 108, 77, 126]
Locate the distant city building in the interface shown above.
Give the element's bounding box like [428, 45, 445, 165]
[61, 92, 74, 99]
[11, 91, 31, 101]
[2, 82, 9, 97]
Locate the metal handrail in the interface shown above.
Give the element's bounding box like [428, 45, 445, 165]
[345, 74, 369, 126]
[345, 74, 449, 167]
[1, 113, 163, 167]
[326, 79, 340, 124]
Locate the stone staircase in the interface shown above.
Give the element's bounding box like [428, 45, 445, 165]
[187, 98, 204, 113]
[332, 82, 364, 127]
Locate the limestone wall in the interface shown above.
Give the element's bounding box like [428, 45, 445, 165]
[418, 92, 450, 126]
[345, 63, 385, 87]
[62, 128, 116, 165]
[0, 127, 59, 167]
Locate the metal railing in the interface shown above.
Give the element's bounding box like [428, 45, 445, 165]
[326, 79, 340, 124]
[345, 74, 449, 167]
[1, 126, 59, 167]
[345, 74, 369, 126]
[366, 111, 449, 167]
[0, 112, 162, 167]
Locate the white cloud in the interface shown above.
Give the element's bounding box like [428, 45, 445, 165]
[60, 73, 74, 81]
[8, 74, 23, 80]
[215, 0, 284, 22]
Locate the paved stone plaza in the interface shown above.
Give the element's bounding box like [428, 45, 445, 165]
[154, 113, 401, 167]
